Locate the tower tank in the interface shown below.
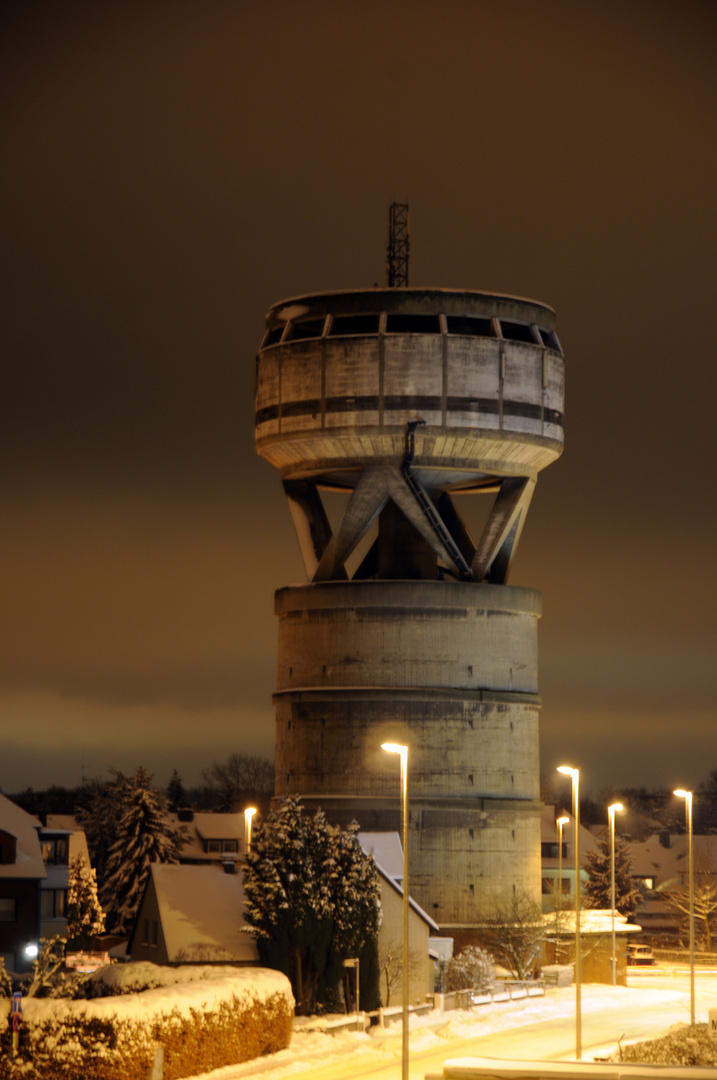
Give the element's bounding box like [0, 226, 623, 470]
[254, 286, 564, 931]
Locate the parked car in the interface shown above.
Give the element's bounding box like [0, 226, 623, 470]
[627, 943, 655, 965]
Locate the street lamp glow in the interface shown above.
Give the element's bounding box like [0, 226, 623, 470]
[608, 801, 624, 986]
[382, 741, 409, 1080]
[244, 807, 257, 854]
[558, 764, 582, 1060]
[674, 788, 695, 1025]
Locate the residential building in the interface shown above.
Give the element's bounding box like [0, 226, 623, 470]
[128, 862, 258, 966]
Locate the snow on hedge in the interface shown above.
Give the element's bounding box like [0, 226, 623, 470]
[1, 963, 291, 1025]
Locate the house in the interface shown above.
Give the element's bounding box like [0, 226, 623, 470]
[169, 810, 245, 867]
[359, 832, 440, 1004]
[545, 907, 640, 986]
[0, 794, 46, 973]
[0, 795, 88, 971]
[540, 804, 599, 913]
[628, 832, 717, 940]
[128, 862, 259, 966]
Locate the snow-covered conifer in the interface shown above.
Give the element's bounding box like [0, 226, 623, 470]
[584, 835, 642, 919]
[100, 766, 184, 936]
[243, 795, 380, 1014]
[66, 855, 106, 949]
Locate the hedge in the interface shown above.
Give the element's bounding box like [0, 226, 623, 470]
[0, 966, 293, 1080]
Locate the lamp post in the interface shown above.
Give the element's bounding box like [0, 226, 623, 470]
[558, 765, 581, 1060]
[556, 815, 570, 963]
[608, 802, 624, 986]
[382, 742, 409, 1080]
[342, 958, 360, 1029]
[675, 788, 695, 1025]
[244, 806, 257, 854]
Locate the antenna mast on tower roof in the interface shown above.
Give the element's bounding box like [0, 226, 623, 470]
[387, 202, 409, 287]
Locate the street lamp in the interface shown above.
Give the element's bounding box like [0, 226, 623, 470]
[556, 815, 570, 963]
[244, 806, 257, 854]
[558, 765, 581, 1060]
[608, 802, 624, 986]
[675, 788, 695, 1025]
[382, 742, 409, 1080]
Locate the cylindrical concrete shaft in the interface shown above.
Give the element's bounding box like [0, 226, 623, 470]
[273, 580, 542, 922]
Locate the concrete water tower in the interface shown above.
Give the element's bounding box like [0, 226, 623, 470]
[254, 226, 564, 932]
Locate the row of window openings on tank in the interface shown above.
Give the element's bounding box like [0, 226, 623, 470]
[262, 313, 561, 352]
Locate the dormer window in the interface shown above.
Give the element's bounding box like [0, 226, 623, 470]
[41, 836, 69, 866]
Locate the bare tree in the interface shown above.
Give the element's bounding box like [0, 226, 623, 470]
[377, 940, 424, 1006]
[202, 752, 274, 811]
[476, 890, 547, 980]
[664, 854, 717, 952]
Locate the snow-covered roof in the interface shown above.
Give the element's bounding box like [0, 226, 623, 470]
[148, 863, 258, 963]
[167, 812, 244, 862]
[547, 909, 641, 936]
[0, 794, 46, 880]
[193, 813, 244, 841]
[359, 831, 404, 880]
[628, 833, 717, 888]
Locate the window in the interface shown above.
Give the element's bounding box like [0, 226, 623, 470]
[41, 889, 66, 919]
[445, 315, 495, 337]
[262, 325, 285, 347]
[41, 837, 69, 866]
[328, 313, 380, 336]
[288, 318, 326, 341]
[385, 313, 441, 334]
[222, 840, 238, 854]
[206, 840, 221, 853]
[142, 919, 158, 947]
[0, 898, 16, 922]
[541, 841, 567, 859]
[538, 327, 561, 352]
[500, 320, 536, 344]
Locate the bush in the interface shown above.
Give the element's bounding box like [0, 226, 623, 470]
[445, 946, 494, 992]
[0, 966, 293, 1080]
[616, 1023, 717, 1067]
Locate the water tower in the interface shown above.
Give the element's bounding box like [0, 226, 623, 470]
[254, 221, 564, 931]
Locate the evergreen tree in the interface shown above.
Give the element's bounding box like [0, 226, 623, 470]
[166, 768, 187, 812]
[77, 773, 127, 890]
[66, 855, 106, 950]
[584, 835, 643, 920]
[243, 795, 381, 1015]
[100, 766, 184, 936]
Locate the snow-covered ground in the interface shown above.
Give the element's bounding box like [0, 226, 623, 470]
[182, 966, 717, 1080]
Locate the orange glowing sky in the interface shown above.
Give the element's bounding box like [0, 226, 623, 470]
[1, 0, 716, 795]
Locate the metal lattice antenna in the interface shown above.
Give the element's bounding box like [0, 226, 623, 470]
[387, 202, 409, 287]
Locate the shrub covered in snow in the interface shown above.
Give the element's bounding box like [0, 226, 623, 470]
[0, 964, 293, 1080]
[615, 1023, 717, 1066]
[445, 946, 494, 992]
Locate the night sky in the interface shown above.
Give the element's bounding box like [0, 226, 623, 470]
[2, 1, 716, 798]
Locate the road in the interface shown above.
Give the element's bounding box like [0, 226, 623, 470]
[207, 968, 717, 1080]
